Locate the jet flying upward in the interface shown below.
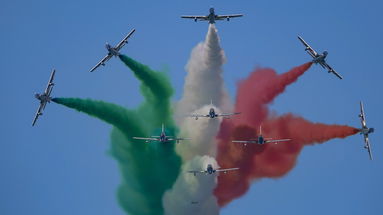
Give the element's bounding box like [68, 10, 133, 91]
[297, 35, 343, 79]
[232, 126, 291, 146]
[89, 29, 135, 72]
[187, 100, 240, 120]
[32, 69, 56, 126]
[358, 101, 375, 160]
[181, 7, 243, 24]
[188, 164, 239, 176]
[133, 124, 190, 144]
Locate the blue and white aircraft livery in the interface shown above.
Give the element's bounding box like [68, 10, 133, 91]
[298, 35, 343, 79]
[188, 164, 239, 176]
[181, 7, 243, 24]
[133, 124, 190, 144]
[89, 29, 135, 72]
[187, 101, 241, 120]
[358, 101, 375, 160]
[32, 69, 56, 126]
[232, 126, 291, 146]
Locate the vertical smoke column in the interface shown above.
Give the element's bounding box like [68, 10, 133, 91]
[175, 24, 229, 160]
[164, 24, 229, 215]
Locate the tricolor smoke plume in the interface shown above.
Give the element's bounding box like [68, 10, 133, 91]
[214, 65, 359, 206]
[164, 24, 229, 215]
[53, 55, 181, 215]
[51, 23, 361, 214]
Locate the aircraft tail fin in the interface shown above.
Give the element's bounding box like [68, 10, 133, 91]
[162, 123, 165, 133]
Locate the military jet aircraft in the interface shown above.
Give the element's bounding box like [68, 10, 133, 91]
[187, 100, 240, 120]
[133, 124, 190, 144]
[358, 101, 375, 160]
[232, 126, 291, 146]
[32, 69, 56, 126]
[188, 164, 239, 176]
[181, 7, 243, 24]
[297, 35, 343, 79]
[89, 29, 135, 72]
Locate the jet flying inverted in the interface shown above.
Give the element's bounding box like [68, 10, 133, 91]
[133, 124, 190, 144]
[89, 29, 135, 72]
[232, 126, 291, 146]
[181, 7, 243, 24]
[32, 69, 56, 126]
[358, 101, 375, 160]
[187, 100, 240, 120]
[188, 164, 239, 176]
[297, 35, 343, 79]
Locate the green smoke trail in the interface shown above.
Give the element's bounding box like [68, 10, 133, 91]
[119, 55, 174, 127]
[52, 55, 181, 215]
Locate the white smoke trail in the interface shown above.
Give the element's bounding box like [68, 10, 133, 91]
[163, 156, 219, 215]
[175, 24, 231, 120]
[176, 104, 222, 161]
[174, 24, 231, 160]
[163, 24, 231, 215]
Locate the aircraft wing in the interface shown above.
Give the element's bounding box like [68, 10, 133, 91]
[216, 167, 239, 173]
[181, 15, 208, 21]
[216, 14, 243, 19]
[321, 62, 343, 79]
[232, 140, 259, 144]
[364, 135, 373, 160]
[168, 137, 191, 142]
[265, 139, 291, 144]
[115, 29, 136, 51]
[32, 103, 44, 126]
[188, 170, 206, 176]
[297, 36, 318, 58]
[187, 114, 209, 118]
[44, 69, 55, 95]
[89, 54, 113, 72]
[359, 101, 367, 128]
[217, 112, 241, 117]
[133, 137, 159, 142]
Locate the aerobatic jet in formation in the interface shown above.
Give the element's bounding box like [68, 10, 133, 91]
[89, 29, 135, 72]
[181, 7, 243, 24]
[232, 126, 291, 146]
[186, 100, 241, 120]
[358, 101, 375, 160]
[188, 164, 239, 176]
[32, 69, 56, 126]
[133, 124, 190, 144]
[297, 35, 343, 80]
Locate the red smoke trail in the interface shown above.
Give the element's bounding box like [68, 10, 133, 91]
[214, 63, 359, 206]
[234, 62, 312, 127]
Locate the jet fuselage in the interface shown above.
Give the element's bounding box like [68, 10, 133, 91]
[208, 7, 216, 24]
[360, 127, 374, 135]
[258, 136, 265, 144]
[35, 93, 51, 103]
[106, 43, 119, 56]
[209, 108, 217, 118]
[313, 51, 328, 64]
[206, 164, 215, 174]
[160, 132, 167, 142]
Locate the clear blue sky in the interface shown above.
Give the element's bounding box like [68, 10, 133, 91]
[1, 0, 382, 214]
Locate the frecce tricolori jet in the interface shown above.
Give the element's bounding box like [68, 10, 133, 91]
[133, 124, 190, 144]
[358, 101, 375, 160]
[181, 7, 243, 24]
